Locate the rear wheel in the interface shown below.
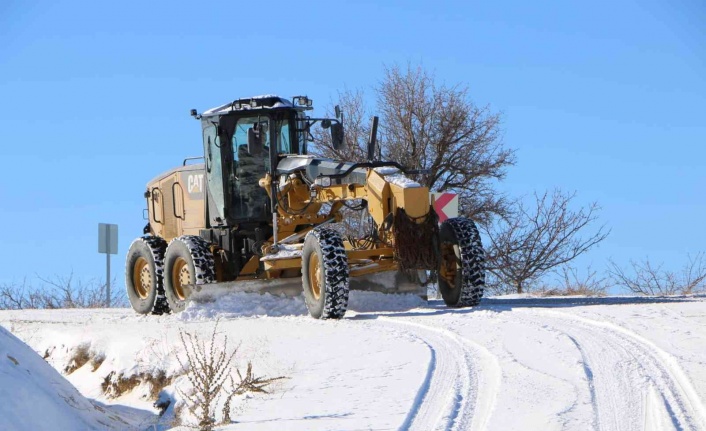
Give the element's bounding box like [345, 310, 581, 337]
[301, 228, 349, 319]
[125, 236, 168, 314]
[438, 217, 485, 307]
[163, 235, 215, 313]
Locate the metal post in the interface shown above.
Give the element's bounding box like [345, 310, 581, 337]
[98, 223, 117, 308]
[106, 233, 111, 308]
[367, 116, 379, 162]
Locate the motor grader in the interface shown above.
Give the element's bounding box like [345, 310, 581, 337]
[125, 95, 485, 319]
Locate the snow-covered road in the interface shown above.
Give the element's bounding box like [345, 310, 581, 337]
[1, 293, 705, 431]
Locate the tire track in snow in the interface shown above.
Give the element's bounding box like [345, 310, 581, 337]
[515, 308, 706, 431]
[376, 317, 501, 431]
[565, 334, 599, 429]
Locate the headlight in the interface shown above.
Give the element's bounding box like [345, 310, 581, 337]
[314, 176, 332, 187]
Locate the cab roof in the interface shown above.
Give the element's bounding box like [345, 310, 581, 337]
[201, 95, 310, 118]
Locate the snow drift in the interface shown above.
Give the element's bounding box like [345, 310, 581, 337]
[0, 326, 125, 431]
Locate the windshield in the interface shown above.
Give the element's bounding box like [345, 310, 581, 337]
[296, 113, 308, 154]
[275, 118, 291, 154]
[231, 116, 270, 219]
[233, 116, 271, 169]
[225, 111, 302, 221]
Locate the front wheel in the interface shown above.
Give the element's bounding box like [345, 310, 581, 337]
[301, 228, 350, 319]
[163, 235, 215, 313]
[437, 217, 485, 307]
[125, 236, 168, 315]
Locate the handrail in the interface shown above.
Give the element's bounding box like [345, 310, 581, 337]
[172, 182, 185, 220]
[319, 161, 430, 180]
[150, 187, 163, 224]
[183, 156, 204, 166]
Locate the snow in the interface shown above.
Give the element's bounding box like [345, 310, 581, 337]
[1, 293, 706, 430]
[202, 95, 294, 116]
[260, 243, 302, 261]
[373, 167, 422, 188]
[0, 326, 129, 430]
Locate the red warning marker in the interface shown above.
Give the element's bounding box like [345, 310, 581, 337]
[432, 193, 458, 222]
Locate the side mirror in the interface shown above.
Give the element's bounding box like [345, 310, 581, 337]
[331, 123, 345, 150]
[247, 128, 263, 155]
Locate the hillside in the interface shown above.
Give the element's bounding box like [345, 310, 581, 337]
[1, 292, 705, 430]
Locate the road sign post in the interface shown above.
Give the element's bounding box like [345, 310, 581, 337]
[98, 223, 118, 308]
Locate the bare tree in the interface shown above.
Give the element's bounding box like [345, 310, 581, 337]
[608, 254, 706, 296]
[312, 64, 514, 224]
[311, 88, 370, 163]
[376, 63, 514, 224]
[484, 190, 609, 293]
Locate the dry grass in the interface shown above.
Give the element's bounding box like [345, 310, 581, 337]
[101, 370, 176, 400]
[538, 286, 606, 297]
[90, 354, 106, 371]
[64, 343, 92, 374]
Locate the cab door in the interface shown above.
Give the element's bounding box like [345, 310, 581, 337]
[202, 119, 227, 226]
[230, 115, 270, 221]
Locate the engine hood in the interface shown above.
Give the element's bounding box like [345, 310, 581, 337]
[276, 155, 367, 185]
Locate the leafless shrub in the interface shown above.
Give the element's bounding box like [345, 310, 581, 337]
[36, 274, 126, 308]
[539, 266, 609, 297]
[483, 272, 520, 296]
[177, 322, 287, 430]
[608, 254, 706, 296]
[171, 403, 187, 427]
[220, 364, 287, 424]
[177, 323, 237, 431]
[0, 273, 126, 310]
[0, 279, 37, 309]
[484, 190, 609, 294]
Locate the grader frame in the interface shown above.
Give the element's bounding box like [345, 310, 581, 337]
[125, 95, 485, 319]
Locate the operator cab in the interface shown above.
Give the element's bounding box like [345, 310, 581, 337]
[193, 95, 342, 227]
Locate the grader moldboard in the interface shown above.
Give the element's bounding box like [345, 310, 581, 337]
[125, 95, 485, 319]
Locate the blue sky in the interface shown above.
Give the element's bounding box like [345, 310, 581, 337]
[1, 0, 704, 291]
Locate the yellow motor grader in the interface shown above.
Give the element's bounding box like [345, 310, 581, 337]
[125, 95, 485, 319]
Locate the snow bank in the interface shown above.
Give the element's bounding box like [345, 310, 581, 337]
[0, 326, 123, 431]
[2, 295, 706, 430]
[180, 291, 309, 320]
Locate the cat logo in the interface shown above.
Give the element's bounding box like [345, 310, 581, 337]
[187, 174, 204, 194]
[181, 172, 205, 200]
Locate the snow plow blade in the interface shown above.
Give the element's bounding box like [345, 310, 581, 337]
[184, 270, 428, 303]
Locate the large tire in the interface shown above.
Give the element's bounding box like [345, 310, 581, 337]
[301, 227, 350, 319]
[125, 236, 169, 315]
[437, 217, 485, 307]
[163, 235, 215, 313]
